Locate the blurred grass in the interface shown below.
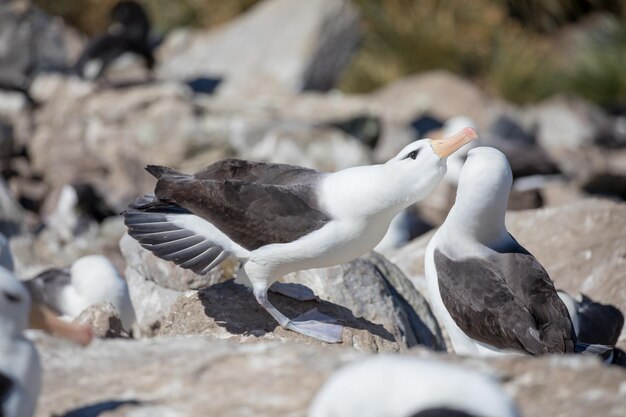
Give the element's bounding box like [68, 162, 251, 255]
[35, 0, 626, 106]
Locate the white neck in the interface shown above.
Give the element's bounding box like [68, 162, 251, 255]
[322, 164, 432, 220]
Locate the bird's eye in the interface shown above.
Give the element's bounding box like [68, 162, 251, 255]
[3, 291, 21, 303]
[407, 149, 420, 160]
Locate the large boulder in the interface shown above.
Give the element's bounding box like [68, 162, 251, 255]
[284, 252, 445, 351]
[157, 0, 361, 96]
[35, 337, 626, 417]
[160, 279, 400, 353]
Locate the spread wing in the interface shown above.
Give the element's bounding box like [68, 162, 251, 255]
[435, 248, 575, 354]
[124, 161, 331, 275]
[153, 168, 331, 250]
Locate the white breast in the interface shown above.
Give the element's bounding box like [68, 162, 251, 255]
[0, 338, 41, 417]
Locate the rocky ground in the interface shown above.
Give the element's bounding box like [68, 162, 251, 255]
[1, 1, 625, 416]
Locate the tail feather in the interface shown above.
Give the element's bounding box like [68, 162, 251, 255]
[145, 165, 184, 179]
[576, 342, 614, 363]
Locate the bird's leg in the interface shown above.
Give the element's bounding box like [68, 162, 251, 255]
[245, 261, 342, 343]
[269, 282, 318, 301]
[254, 290, 343, 343]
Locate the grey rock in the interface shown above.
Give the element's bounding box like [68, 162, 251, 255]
[10, 217, 126, 278]
[74, 301, 127, 339]
[0, 176, 24, 237]
[35, 337, 626, 417]
[157, 0, 361, 95]
[284, 252, 445, 351]
[160, 279, 399, 353]
[525, 96, 613, 150]
[240, 123, 372, 171]
[372, 71, 492, 129]
[120, 234, 237, 334]
[0, 1, 75, 89]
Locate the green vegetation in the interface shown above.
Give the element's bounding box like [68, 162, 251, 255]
[35, 0, 626, 106]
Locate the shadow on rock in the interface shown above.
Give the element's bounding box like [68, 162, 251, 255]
[199, 279, 395, 342]
[59, 399, 142, 417]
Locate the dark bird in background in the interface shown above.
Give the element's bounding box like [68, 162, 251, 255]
[74, 1, 155, 81]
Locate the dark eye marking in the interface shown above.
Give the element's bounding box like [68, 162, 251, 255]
[404, 149, 421, 160]
[3, 291, 21, 303]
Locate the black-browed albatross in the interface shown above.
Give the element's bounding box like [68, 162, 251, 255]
[124, 128, 477, 342]
[425, 147, 610, 356]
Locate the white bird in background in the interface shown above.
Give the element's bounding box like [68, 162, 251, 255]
[25, 255, 136, 333]
[124, 128, 477, 343]
[0, 235, 92, 417]
[308, 355, 521, 417]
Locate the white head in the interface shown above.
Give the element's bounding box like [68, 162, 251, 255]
[0, 267, 31, 339]
[384, 128, 478, 205]
[445, 147, 512, 244]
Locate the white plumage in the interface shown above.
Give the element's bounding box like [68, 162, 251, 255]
[308, 355, 521, 417]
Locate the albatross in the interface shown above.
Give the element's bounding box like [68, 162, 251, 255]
[124, 128, 477, 342]
[425, 147, 610, 357]
[1, 265, 91, 417]
[25, 255, 136, 333]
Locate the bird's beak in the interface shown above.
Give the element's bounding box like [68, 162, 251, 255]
[430, 127, 478, 158]
[29, 303, 93, 346]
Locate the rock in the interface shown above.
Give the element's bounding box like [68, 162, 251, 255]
[283, 252, 445, 351]
[35, 337, 626, 417]
[525, 96, 613, 150]
[372, 71, 492, 128]
[74, 301, 126, 339]
[0, 176, 24, 237]
[120, 234, 237, 334]
[157, 0, 361, 96]
[238, 123, 372, 171]
[28, 74, 209, 210]
[10, 216, 126, 278]
[391, 199, 626, 350]
[160, 279, 399, 353]
[0, 1, 77, 89]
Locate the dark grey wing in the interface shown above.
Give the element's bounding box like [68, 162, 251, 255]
[489, 246, 576, 353]
[149, 166, 331, 251]
[193, 159, 321, 185]
[23, 269, 71, 315]
[125, 194, 231, 275]
[577, 294, 624, 346]
[435, 249, 575, 354]
[0, 371, 12, 415]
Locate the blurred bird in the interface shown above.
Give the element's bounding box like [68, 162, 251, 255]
[124, 128, 477, 343]
[0, 235, 91, 417]
[308, 355, 521, 417]
[74, 1, 155, 81]
[557, 290, 624, 363]
[425, 147, 610, 357]
[24, 255, 135, 333]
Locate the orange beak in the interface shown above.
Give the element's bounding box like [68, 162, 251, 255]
[29, 303, 93, 346]
[430, 127, 478, 158]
